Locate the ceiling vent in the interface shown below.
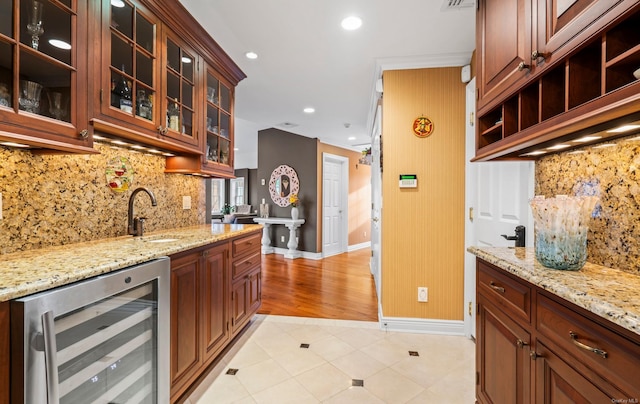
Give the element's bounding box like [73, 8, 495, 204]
[441, 0, 476, 11]
[277, 122, 299, 128]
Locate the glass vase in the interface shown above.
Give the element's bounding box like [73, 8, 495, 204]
[529, 195, 598, 270]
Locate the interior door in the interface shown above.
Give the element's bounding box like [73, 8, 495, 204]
[464, 77, 534, 338]
[370, 105, 382, 297]
[322, 153, 348, 257]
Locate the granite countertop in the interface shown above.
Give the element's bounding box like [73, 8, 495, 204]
[0, 224, 262, 302]
[468, 246, 640, 337]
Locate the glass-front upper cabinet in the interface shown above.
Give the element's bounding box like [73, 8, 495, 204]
[162, 33, 198, 148]
[204, 67, 233, 172]
[0, 0, 93, 152]
[99, 0, 158, 133]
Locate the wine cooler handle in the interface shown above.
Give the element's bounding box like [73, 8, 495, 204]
[42, 311, 60, 404]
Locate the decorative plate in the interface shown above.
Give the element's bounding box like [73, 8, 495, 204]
[106, 156, 134, 192]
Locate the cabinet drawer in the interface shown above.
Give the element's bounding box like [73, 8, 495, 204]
[477, 260, 531, 322]
[537, 294, 640, 398]
[232, 233, 261, 258]
[232, 252, 261, 280]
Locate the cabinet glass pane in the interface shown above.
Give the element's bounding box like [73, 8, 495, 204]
[207, 74, 219, 105]
[110, 68, 132, 113]
[206, 134, 218, 162]
[20, 0, 72, 65]
[135, 13, 154, 54]
[19, 49, 70, 120]
[220, 84, 230, 112]
[0, 1, 12, 38]
[0, 41, 13, 108]
[166, 39, 179, 72]
[135, 51, 153, 87]
[207, 104, 219, 133]
[58, 0, 70, 8]
[166, 71, 179, 100]
[181, 81, 192, 109]
[182, 53, 193, 82]
[111, 33, 133, 74]
[220, 113, 229, 139]
[219, 139, 230, 165]
[111, 1, 133, 39]
[182, 108, 192, 135]
[135, 85, 153, 121]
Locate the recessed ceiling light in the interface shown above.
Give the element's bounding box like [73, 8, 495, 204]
[607, 124, 640, 133]
[49, 39, 71, 50]
[110, 0, 125, 7]
[348, 136, 356, 140]
[521, 150, 546, 156]
[303, 107, 315, 114]
[0, 141, 29, 148]
[93, 134, 106, 140]
[341, 16, 362, 30]
[592, 143, 617, 149]
[574, 135, 602, 143]
[234, 147, 239, 151]
[147, 149, 161, 154]
[111, 140, 130, 146]
[162, 152, 175, 157]
[181, 57, 192, 64]
[245, 51, 258, 60]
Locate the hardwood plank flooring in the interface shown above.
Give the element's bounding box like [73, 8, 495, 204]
[258, 248, 379, 321]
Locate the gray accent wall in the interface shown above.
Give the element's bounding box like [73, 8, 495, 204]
[257, 128, 318, 253]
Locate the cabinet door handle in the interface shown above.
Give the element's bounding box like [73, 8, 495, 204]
[79, 129, 89, 139]
[42, 311, 60, 404]
[569, 331, 608, 358]
[531, 50, 547, 65]
[489, 281, 505, 293]
[518, 61, 531, 71]
[529, 351, 542, 360]
[516, 339, 528, 349]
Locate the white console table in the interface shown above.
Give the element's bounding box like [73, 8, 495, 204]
[253, 217, 305, 259]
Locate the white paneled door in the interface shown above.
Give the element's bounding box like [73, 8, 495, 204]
[464, 78, 534, 338]
[322, 153, 348, 257]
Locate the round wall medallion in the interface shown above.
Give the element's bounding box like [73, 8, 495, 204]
[269, 165, 300, 207]
[413, 116, 434, 138]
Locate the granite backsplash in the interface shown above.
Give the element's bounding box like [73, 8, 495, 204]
[0, 143, 206, 255]
[535, 134, 640, 274]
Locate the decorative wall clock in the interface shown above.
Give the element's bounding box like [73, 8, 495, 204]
[413, 116, 434, 138]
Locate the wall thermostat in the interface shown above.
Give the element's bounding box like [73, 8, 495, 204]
[399, 174, 417, 188]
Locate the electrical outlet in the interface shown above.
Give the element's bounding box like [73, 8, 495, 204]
[418, 287, 428, 302]
[182, 195, 191, 210]
[280, 235, 285, 243]
[261, 178, 266, 185]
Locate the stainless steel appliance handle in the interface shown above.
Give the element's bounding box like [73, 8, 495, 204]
[42, 311, 60, 404]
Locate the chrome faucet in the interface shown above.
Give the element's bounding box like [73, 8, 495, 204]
[128, 187, 157, 236]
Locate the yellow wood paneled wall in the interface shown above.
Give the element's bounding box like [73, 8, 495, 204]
[381, 68, 466, 320]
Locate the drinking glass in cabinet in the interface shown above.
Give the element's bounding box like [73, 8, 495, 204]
[26, 0, 45, 50]
[167, 100, 180, 131]
[47, 91, 67, 120]
[19, 80, 43, 113]
[136, 89, 152, 120]
[207, 86, 217, 104]
[0, 83, 10, 107]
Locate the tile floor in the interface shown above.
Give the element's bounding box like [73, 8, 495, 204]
[186, 315, 476, 403]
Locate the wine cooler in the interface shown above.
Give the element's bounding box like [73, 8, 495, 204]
[11, 257, 170, 403]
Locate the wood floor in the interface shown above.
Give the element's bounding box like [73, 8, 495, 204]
[257, 248, 379, 321]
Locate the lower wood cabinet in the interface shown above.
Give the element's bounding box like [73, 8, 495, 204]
[170, 232, 261, 402]
[476, 258, 640, 404]
[0, 301, 9, 404]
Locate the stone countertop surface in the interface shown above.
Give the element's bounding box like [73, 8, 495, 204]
[468, 246, 640, 337]
[0, 224, 262, 302]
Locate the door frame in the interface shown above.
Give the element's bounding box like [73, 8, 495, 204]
[322, 152, 349, 257]
[464, 77, 477, 339]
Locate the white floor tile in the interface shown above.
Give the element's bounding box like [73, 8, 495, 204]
[330, 349, 387, 379]
[364, 367, 425, 403]
[295, 363, 352, 401]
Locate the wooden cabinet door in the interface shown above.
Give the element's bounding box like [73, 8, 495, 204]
[477, 298, 531, 404]
[0, 0, 93, 152]
[534, 341, 626, 403]
[247, 269, 262, 315]
[0, 302, 9, 404]
[201, 244, 229, 361]
[230, 278, 248, 334]
[170, 252, 201, 390]
[535, 0, 628, 65]
[477, 0, 533, 109]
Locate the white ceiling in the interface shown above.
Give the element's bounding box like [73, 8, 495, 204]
[179, 0, 476, 168]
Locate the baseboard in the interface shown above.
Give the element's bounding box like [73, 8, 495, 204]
[378, 305, 465, 335]
[270, 247, 323, 260]
[348, 241, 371, 252]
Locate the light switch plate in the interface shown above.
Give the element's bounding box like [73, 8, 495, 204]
[182, 195, 191, 210]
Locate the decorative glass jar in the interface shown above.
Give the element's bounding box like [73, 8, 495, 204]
[529, 195, 598, 270]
